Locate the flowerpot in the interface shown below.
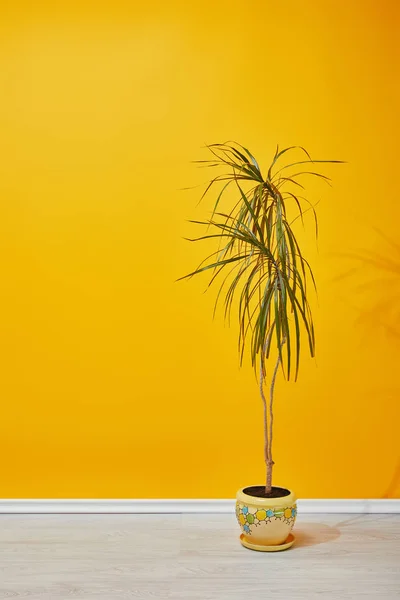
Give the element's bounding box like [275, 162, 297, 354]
[236, 486, 297, 551]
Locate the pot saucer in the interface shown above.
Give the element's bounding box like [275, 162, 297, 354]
[240, 532, 295, 552]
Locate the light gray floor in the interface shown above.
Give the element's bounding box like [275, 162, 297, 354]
[0, 513, 399, 599]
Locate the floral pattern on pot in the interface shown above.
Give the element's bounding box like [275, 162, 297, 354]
[236, 502, 297, 535]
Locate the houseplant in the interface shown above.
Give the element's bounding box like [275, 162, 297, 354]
[179, 142, 341, 551]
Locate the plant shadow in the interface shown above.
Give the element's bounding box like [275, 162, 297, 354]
[382, 457, 400, 498]
[330, 228, 400, 341]
[294, 522, 341, 548]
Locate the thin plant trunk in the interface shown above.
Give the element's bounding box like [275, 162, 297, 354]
[259, 364, 270, 488]
[260, 339, 286, 496]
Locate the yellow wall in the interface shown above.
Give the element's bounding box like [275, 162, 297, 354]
[0, 0, 399, 499]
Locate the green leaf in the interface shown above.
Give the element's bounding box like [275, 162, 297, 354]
[235, 182, 265, 244]
[177, 254, 250, 281]
[268, 146, 312, 181]
[273, 159, 345, 179]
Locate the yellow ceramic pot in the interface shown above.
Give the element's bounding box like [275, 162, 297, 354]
[236, 486, 297, 550]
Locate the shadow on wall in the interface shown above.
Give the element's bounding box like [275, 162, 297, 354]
[330, 228, 400, 500]
[332, 228, 400, 340]
[382, 458, 400, 499]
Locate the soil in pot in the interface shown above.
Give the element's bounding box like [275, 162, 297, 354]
[243, 486, 291, 499]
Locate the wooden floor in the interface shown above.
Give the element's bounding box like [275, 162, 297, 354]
[0, 513, 399, 599]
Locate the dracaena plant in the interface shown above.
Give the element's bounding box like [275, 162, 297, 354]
[179, 142, 341, 496]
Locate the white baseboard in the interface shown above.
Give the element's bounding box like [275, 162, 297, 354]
[0, 499, 398, 514]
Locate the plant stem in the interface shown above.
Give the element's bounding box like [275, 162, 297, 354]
[259, 361, 270, 487]
[259, 330, 273, 487]
[263, 338, 286, 496]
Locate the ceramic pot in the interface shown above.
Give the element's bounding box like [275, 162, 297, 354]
[236, 486, 297, 550]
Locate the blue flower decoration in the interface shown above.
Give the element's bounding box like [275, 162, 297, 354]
[243, 524, 250, 533]
[266, 509, 274, 517]
[291, 508, 297, 517]
[242, 506, 248, 515]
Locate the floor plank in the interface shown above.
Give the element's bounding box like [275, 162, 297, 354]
[0, 513, 398, 599]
